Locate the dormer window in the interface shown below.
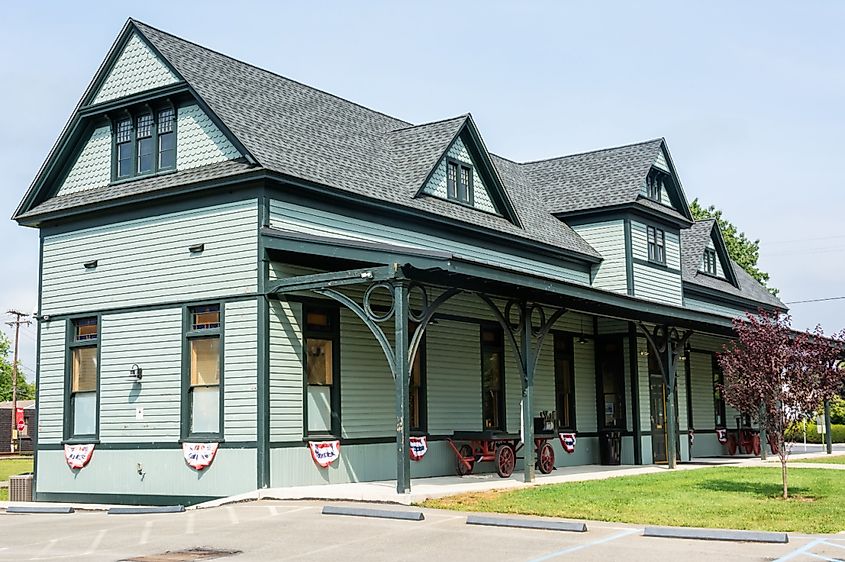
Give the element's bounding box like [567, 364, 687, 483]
[703, 247, 717, 275]
[646, 169, 668, 203]
[112, 105, 177, 181]
[447, 159, 474, 205]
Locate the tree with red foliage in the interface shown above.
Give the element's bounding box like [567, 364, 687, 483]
[717, 311, 845, 499]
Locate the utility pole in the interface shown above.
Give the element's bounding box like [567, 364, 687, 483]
[6, 310, 31, 453]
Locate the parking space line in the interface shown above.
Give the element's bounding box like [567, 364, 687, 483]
[226, 506, 239, 525]
[82, 529, 106, 556]
[806, 553, 838, 562]
[139, 520, 153, 545]
[774, 538, 826, 561]
[185, 511, 195, 534]
[527, 528, 641, 561]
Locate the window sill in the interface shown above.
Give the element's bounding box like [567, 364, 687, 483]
[62, 438, 100, 445]
[110, 168, 178, 186]
[303, 434, 339, 442]
[180, 436, 224, 444]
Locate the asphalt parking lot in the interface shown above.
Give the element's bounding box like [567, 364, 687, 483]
[0, 500, 842, 561]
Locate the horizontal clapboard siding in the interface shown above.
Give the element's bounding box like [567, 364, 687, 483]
[573, 221, 627, 294]
[574, 339, 597, 433]
[427, 320, 482, 434]
[269, 199, 590, 285]
[224, 300, 257, 440]
[41, 200, 257, 315]
[37, 319, 67, 444]
[99, 309, 182, 442]
[690, 351, 715, 431]
[269, 300, 303, 441]
[630, 221, 682, 305]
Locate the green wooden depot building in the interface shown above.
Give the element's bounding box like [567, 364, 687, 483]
[13, 19, 787, 506]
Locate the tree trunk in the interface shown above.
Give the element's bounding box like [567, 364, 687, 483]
[780, 448, 788, 500]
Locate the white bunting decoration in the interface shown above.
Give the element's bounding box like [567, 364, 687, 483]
[559, 432, 576, 454]
[688, 429, 695, 447]
[182, 442, 219, 470]
[716, 428, 728, 444]
[409, 436, 428, 461]
[309, 440, 341, 468]
[64, 444, 95, 469]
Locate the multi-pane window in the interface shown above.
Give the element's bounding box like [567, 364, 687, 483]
[446, 160, 473, 205]
[113, 107, 177, 180]
[647, 226, 666, 264]
[187, 305, 222, 436]
[713, 356, 726, 428]
[554, 333, 576, 430]
[158, 108, 176, 170]
[646, 169, 666, 202]
[598, 338, 626, 429]
[115, 119, 133, 178]
[304, 306, 339, 435]
[703, 248, 717, 275]
[409, 321, 426, 433]
[69, 317, 98, 437]
[481, 327, 505, 430]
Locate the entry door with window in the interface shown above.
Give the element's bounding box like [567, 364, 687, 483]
[648, 350, 679, 463]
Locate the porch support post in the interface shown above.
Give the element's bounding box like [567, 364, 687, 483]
[394, 281, 411, 494]
[824, 400, 833, 455]
[520, 300, 536, 483]
[627, 322, 642, 465]
[664, 337, 678, 469]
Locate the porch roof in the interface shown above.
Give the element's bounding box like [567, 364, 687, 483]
[261, 226, 735, 336]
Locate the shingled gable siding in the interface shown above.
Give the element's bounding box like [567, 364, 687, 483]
[268, 200, 590, 285]
[55, 126, 112, 196]
[41, 200, 257, 315]
[92, 33, 179, 105]
[422, 136, 498, 214]
[630, 221, 682, 306]
[36, 319, 66, 445]
[572, 221, 628, 294]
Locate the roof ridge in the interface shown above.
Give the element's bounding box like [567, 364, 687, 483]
[130, 19, 413, 128]
[389, 114, 468, 134]
[519, 137, 664, 166]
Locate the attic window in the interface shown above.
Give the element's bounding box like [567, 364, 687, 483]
[647, 226, 665, 264]
[646, 169, 668, 203]
[112, 105, 177, 181]
[447, 159, 474, 205]
[703, 247, 717, 275]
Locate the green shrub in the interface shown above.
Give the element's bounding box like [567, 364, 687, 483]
[785, 422, 845, 444]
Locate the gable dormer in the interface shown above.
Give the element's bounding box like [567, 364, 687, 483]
[413, 116, 521, 226]
[638, 142, 692, 222]
[697, 222, 738, 287]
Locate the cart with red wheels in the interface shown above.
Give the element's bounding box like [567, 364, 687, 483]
[447, 431, 557, 478]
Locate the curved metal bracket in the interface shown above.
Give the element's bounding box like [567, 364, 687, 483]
[408, 288, 462, 369]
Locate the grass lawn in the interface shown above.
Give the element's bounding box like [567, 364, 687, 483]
[795, 455, 845, 465]
[422, 467, 845, 534]
[0, 457, 33, 482]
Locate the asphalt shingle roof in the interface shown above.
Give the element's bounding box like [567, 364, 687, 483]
[680, 220, 786, 310]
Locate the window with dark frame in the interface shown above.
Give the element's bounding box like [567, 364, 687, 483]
[69, 317, 98, 438]
[113, 106, 177, 181]
[598, 338, 626, 429]
[304, 305, 340, 436]
[481, 326, 505, 430]
[646, 169, 667, 203]
[647, 225, 666, 264]
[713, 355, 727, 428]
[186, 304, 222, 436]
[554, 333, 576, 430]
[703, 248, 717, 275]
[446, 159, 474, 205]
[409, 321, 426, 433]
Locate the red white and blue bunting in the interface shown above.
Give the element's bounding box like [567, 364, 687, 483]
[716, 428, 728, 444]
[309, 440, 341, 468]
[64, 444, 95, 469]
[559, 432, 576, 454]
[409, 436, 428, 461]
[182, 442, 219, 470]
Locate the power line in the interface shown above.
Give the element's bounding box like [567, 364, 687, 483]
[785, 296, 845, 305]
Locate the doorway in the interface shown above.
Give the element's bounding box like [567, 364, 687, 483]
[649, 372, 669, 463]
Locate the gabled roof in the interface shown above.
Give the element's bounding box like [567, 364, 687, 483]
[523, 138, 693, 223]
[681, 220, 786, 310]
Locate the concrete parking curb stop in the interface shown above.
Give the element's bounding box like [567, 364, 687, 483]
[108, 506, 185, 515]
[322, 505, 425, 521]
[466, 514, 588, 532]
[5, 506, 74, 514]
[643, 526, 788, 543]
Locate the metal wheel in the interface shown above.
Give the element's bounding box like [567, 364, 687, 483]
[726, 434, 738, 456]
[537, 442, 555, 474]
[456, 444, 474, 476]
[496, 444, 516, 478]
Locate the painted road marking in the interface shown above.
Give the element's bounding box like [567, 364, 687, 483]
[774, 538, 827, 561]
[185, 511, 195, 535]
[139, 520, 153, 545]
[528, 528, 641, 561]
[82, 529, 107, 555]
[226, 506, 239, 525]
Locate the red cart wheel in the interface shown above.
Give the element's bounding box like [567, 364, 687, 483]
[496, 444, 516, 478]
[456, 444, 474, 476]
[537, 442, 555, 474]
[741, 431, 754, 454]
[726, 434, 738, 456]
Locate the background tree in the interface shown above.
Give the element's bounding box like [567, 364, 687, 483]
[0, 333, 35, 402]
[690, 199, 777, 296]
[718, 311, 845, 499]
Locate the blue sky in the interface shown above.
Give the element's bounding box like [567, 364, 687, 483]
[2, 2, 844, 380]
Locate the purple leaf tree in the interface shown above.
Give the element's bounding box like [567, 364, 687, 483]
[717, 310, 845, 499]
